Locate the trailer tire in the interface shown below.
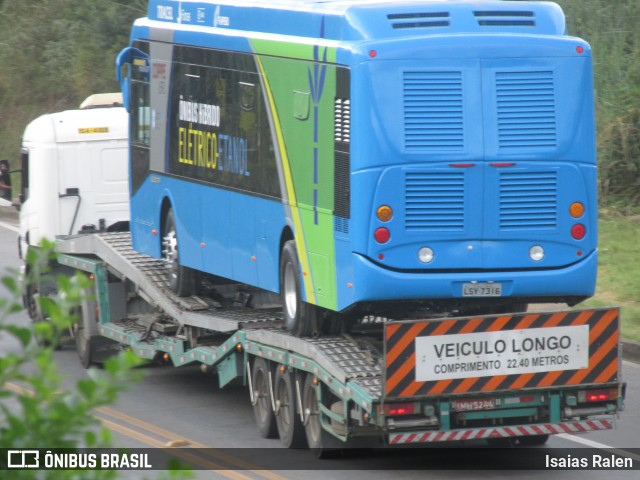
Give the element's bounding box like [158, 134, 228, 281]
[274, 369, 306, 448]
[518, 434, 549, 446]
[162, 208, 196, 297]
[280, 241, 315, 337]
[251, 357, 277, 439]
[302, 373, 343, 458]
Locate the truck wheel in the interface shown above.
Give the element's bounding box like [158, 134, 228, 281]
[162, 208, 196, 297]
[274, 368, 306, 448]
[518, 434, 549, 446]
[251, 357, 277, 439]
[26, 281, 66, 349]
[280, 241, 314, 337]
[302, 373, 342, 458]
[73, 307, 94, 369]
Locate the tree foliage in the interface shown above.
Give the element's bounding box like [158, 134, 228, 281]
[0, 0, 146, 167]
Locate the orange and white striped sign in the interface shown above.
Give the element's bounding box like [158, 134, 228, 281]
[384, 308, 619, 399]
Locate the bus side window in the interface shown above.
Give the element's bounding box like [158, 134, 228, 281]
[131, 57, 150, 146]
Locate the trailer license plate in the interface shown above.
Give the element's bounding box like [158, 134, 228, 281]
[452, 398, 496, 412]
[462, 282, 502, 297]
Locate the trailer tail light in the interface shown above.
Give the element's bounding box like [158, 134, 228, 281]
[578, 388, 618, 403]
[571, 224, 586, 240]
[374, 227, 390, 244]
[381, 402, 417, 416]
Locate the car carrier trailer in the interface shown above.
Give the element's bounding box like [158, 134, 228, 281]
[55, 232, 625, 453]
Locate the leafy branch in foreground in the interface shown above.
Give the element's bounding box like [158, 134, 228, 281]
[0, 241, 147, 479]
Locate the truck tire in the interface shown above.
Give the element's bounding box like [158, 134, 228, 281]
[302, 373, 343, 458]
[74, 307, 94, 369]
[251, 357, 277, 439]
[280, 241, 315, 337]
[274, 368, 306, 448]
[26, 281, 65, 349]
[162, 208, 196, 297]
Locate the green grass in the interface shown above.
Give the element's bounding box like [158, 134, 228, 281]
[579, 212, 640, 341]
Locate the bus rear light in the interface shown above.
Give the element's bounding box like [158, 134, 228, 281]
[374, 227, 390, 244]
[529, 245, 544, 261]
[571, 224, 586, 240]
[377, 205, 393, 222]
[418, 247, 434, 264]
[569, 202, 585, 218]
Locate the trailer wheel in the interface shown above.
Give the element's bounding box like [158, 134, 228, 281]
[251, 357, 277, 439]
[162, 208, 196, 297]
[302, 373, 342, 458]
[280, 241, 315, 337]
[274, 368, 306, 448]
[518, 434, 549, 446]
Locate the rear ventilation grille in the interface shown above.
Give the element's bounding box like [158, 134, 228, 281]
[334, 98, 350, 144]
[403, 71, 464, 151]
[388, 12, 450, 29]
[496, 71, 557, 149]
[334, 216, 349, 234]
[499, 171, 558, 230]
[474, 10, 535, 27]
[334, 151, 350, 219]
[405, 171, 465, 231]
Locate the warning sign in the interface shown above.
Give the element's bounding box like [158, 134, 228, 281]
[415, 325, 589, 382]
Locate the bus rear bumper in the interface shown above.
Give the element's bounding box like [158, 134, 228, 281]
[349, 250, 597, 306]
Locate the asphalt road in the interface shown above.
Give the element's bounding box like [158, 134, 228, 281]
[1, 209, 638, 479]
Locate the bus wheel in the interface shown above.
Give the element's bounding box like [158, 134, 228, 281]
[274, 368, 306, 448]
[280, 240, 314, 337]
[162, 208, 196, 297]
[302, 373, 342, 458]
[251, 357, 277, 439]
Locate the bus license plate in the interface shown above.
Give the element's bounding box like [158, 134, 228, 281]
[452, 398, 496, 412]
[462, 283, 502, 297]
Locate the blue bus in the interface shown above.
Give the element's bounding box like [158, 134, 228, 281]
[117, 0, 597, 336]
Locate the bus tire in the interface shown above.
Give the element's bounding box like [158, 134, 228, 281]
[162, 208, 196, 297]
[274, 368, 306, 448]
[251, 357, 277, 439]
[302, 373, 343, 458]
[280, 240, 314, 337]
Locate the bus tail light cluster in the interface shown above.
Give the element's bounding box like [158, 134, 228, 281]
[374, 205, 393, 244]
[569, 202, 586, 240]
